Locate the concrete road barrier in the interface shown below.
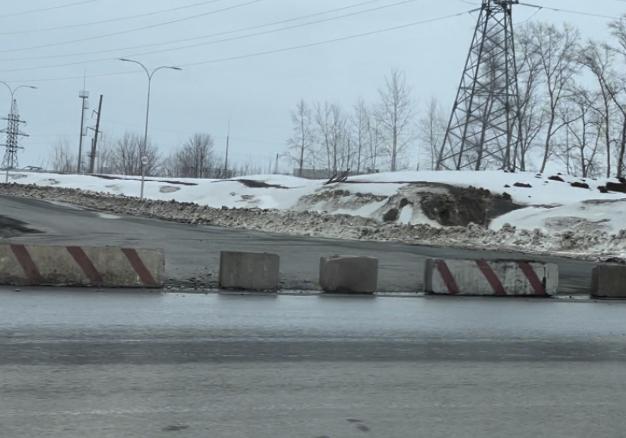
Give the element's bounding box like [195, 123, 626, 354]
[0, 244, 164, 288]
[424, 258, 558, 297]
[319, 256, 378, 294]
[219, 251, 280, 291]
[592, 264, 626, 298]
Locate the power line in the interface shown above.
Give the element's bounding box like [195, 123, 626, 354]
[518, 3, 616, 20]
[3, 0, 387, 62]
[0, 0, 421, 73]
[132, 0, 420, 58]
[516, 4, 543, 24]
[0, 0, 96, 19]
[7, 8, 474, 84]
[181, 10, 475, 68]
[0, 0, 263, 54]
[0, 0, 231, 36]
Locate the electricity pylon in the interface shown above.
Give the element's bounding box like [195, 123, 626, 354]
[1, 99, 28, 172]
[437, 0, 521, 171]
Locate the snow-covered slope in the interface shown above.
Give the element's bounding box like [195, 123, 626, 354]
[5, 170, 626, 232]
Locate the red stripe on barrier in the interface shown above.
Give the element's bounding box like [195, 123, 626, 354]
[435, 260, 460, 295]
[66, 246, 103, 285]
[518, 262, 546, 296]
[122, 248, 157, 287]
[476, 260, 506, 296]
[10, 244, 43, 283]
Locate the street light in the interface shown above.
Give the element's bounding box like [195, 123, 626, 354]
[0, 81, 37, 184]
[119, 58, 182, 199]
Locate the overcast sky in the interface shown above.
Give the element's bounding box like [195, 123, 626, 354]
[1, 0, 624, 170]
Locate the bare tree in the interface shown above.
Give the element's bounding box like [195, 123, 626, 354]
[376, 69, 415, 171]
[513, 25, 547, 171]
[366, 118, 383, 172]
[49, 139, 76, 173]
[92, 132, 116, 174]
[314, 101, 347, 175]
[189, 133, 214, 178]
[602, 16, 626, 177]
[417, 97, 447, 170]
[528, 23, 580, 172]
[351, 99, 371, 174]
[558, 87, 602, 177]
[287, 99, 314, 177]
[111, 132, 160, 176]
[165, 133, 215, 178]
[579, 41, 619, 177]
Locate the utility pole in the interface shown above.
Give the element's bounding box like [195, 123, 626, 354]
[88, 94, 103, 174]
[0, 82, 36, 183]
[1, 99, 28, 183]
[77, 85, 89, 174]
[223, 120, 230, 178]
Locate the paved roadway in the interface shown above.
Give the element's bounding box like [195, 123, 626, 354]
[1, 290, 626, 437]
[0, 195, 595, 293]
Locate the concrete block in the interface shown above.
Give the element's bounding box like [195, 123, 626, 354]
[592, 264, 626, 298]
[424, 258, 559, 297]
[0, 244, 164, 288]
[319, 256, 378, 294]
[219, 251, 280, 291]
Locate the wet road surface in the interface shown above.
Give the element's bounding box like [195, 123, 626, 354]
[1, 290, 626, 437]
[0, 195, 596, 293]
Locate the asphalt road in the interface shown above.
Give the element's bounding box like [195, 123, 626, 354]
[0, 195, 596, 293]
[1, 290, 626, 438]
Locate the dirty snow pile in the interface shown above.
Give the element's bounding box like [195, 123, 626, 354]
[3, 170, 626, 260]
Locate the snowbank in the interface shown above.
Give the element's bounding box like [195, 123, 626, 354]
[4, 169, 626, 235]
[2, 183, 626, 262]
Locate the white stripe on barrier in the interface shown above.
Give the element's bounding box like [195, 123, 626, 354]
[425, 259, 558, 297]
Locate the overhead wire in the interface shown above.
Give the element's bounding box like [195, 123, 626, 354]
[3, 0, 389, 62]
[0, 0, 231, 36]
[3, 0, 386, 62]
[181, 9, 475, 68]
[7, 8, 475, 84]
[0, 0, 263, 54]
[516, 6, 543, 24]
[0, 0, 422, 73]
[0, 0, 96, 19]
[518, 3, 616, 20]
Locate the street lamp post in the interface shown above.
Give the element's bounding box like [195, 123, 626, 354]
[0, 81, 37, 184]
[119, 58, 182, 199]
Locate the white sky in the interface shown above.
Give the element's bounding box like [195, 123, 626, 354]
[1, 0, 624, 170]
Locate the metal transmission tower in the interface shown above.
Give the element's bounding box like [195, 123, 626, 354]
[1, 99, 28, 173]
[438, 0, 521, 171]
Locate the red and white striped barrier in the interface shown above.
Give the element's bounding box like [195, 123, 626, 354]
[0, 244, 164, 288]
[424, 258, 559, 297]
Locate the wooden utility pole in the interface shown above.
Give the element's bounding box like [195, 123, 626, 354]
[88, 95, 103, 174]
[223, 120, 231, 177]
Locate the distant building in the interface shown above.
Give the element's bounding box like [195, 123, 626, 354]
[293, 168, 332, 180]
[293, 168, 379, 180]
[22, 166, 44, 172]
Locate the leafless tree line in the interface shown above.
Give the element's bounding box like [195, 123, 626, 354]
[287, 69, 416, 177]
[510, 18, 626, 178]
[289, 17, 626, 178]
[49, 132, 266, 178]
[430, 19, 626, 178]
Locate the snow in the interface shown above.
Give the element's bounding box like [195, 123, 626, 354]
[491, 199, 626, 234]
[9, 170, 623, 207]
[5, 170, 626, 246]
[398, 205, 413, 224]
[351, 170, 625, 205]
